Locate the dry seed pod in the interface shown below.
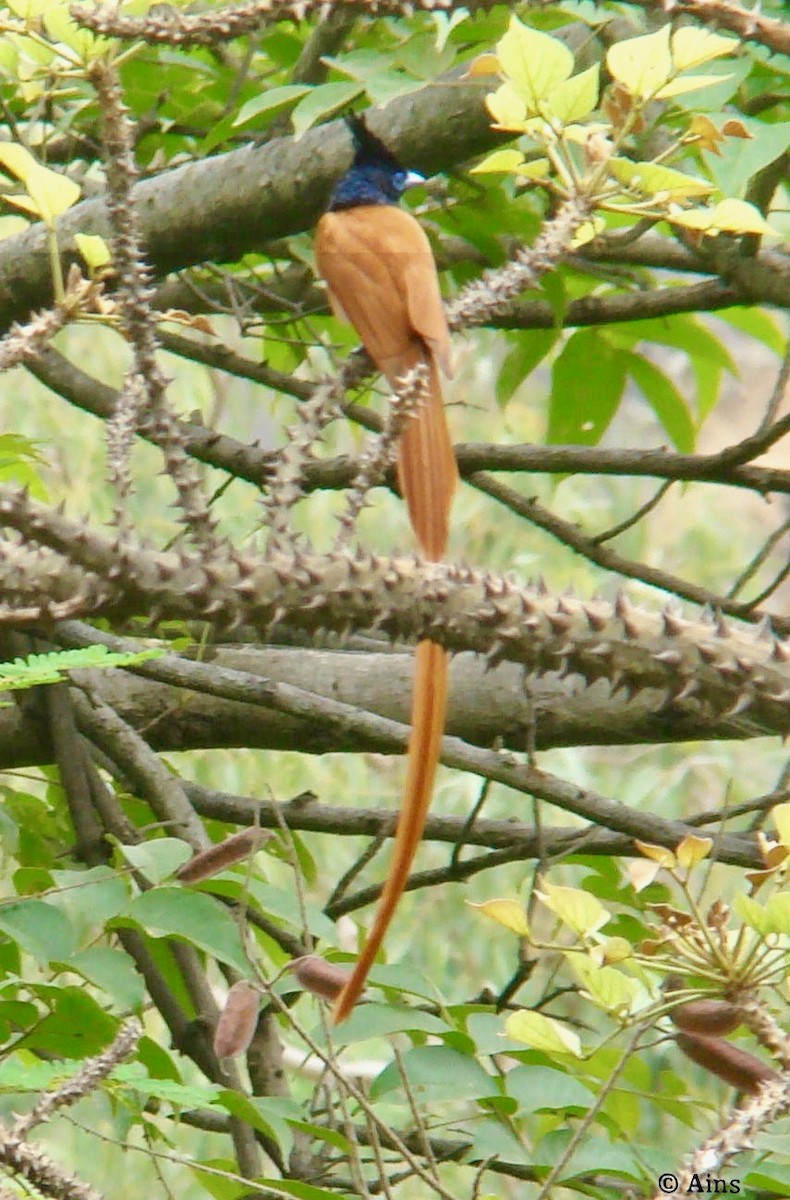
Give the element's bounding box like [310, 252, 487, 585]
[213, 981, 260, 1058]
[670, 999, 741, 1037]
[177, 828, 271, 883]
[676, 1032, 779, 1094]
[290, 955, 354, 1002]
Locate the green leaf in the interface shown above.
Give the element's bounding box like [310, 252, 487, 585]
[496, 330, 559, 404]
[609, 158, 712, 201]
[332, 1002, 448, 1043]
[68, 947, 146, 1010]
[136, 1035, 181, 1082]
[468, 1116, 535, 1168]
[27, 988, 118, 1058]
[370, 1044, 496, 1101]
[505, 1010, 583, 1057]
[496, 16, 574, 112]
[606, 26, 672, 99]
[715, 307, 785, 356]
[548, 330, 626, 445]
[47, 866, 129, 939]
[506, 1064, 594, 1113]
[218, 1091, 295, 1160]
[623, 351, 695, 451]
[290, 82, 364, 139]
[116, 1063, 222, 1107]
[706, 117, 789, 199]
[612, 313, 737, 422]
[233, 85, 311, 128]
[252, 1181, 354, 1200]
[121, 888, 250, 973]
[119, 838, 192, 885]
[0, 898, 76, 964]
[351, 64, 424, 107]
[538, 1130, 640, 1179]
[0, 645, 163, 693]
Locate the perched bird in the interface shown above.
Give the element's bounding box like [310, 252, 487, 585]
[315, 115, 458, 1022]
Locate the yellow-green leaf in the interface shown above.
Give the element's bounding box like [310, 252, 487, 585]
[669, 199, 777, 237]
[517, 158, 551, 181]
[485, 82, 527, 130]
[676, 835, 712, 868]
[0, 214, 29, 239]
[25, 162, 80, 222]
[607, 26, 672, 100]
[733, 893, 769, 937]
[466, 52, 500, 78]
[655, 73, 734, 100]
[75, 232, 111, 271]
[762, 893, 790, 935]
[468, 898, 530, 937]
[634, 841, 676, 867]
[470, 149, 527, 175]
[671, 27, 736, 72]
[0, 142, 40, 185]
[601, 937, 632, 964]
[773, 802, 790, 848]
[1, 192, 42, 218]
[536, 881, 609, 937]
[571, 216, 604, 247]
[610, 158, 713, 201]
[505, 1010, 582, 1057]
[571, 958, 640, 1015]
[497, 15, 574, 112]
[547, 64, 600, 123]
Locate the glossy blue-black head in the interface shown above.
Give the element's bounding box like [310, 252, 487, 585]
[327, 114, 424, 211]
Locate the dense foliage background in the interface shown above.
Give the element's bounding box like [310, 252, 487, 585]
[0, 1, 787, 1198]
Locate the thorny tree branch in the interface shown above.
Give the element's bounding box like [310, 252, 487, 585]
[70, 0, 790, 57]
[650, 1075, 790, 1200]
[89, 60, 222, 552]
[0, 1020, 141, 1200]
[0, 486, 788, 718]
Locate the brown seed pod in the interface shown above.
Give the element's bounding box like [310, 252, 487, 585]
[213, 981, 260, 1058]
[289, 955, 354, 1002]
[177, 829, 271, 883]
[676, 1031, 779, 1094]
[670, 999, 741, 1037]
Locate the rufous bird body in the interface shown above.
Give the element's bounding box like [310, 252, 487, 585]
[315, 116, 457, 1021]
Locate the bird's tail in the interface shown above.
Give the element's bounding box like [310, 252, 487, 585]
[333, 639, 449, 1023]
[396, 357, 458, 561]
[333, 356, 456, 1024]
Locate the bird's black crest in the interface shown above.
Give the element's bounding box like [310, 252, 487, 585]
[345, 114, 405, 172]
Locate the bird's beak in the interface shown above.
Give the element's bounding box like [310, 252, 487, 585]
[402, 170, 426, 189]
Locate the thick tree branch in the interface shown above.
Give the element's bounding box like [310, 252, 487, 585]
[27, 347, 789, 500]
[0, 82, 498, 332]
